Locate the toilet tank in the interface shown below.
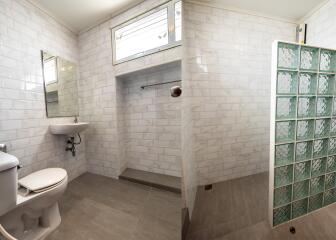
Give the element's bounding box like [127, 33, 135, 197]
[0, 152, 19, 216]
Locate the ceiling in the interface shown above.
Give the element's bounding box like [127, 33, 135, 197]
[198, 0, 327, 22]
[29, 0, 327, 34]
[29, 0, 144, 33]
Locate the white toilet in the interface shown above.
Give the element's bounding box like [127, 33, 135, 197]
[0, 151, 68, 240]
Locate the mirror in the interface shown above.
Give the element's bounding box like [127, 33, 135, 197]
[41, 51, 79, 118]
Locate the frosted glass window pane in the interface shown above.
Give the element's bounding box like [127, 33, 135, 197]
[175, 1, 182, 41]
[115, 8, 168, 61]
[43, 58, 57, 85]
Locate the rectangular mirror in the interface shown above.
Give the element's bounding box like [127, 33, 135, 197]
[41, 51, 79, 118]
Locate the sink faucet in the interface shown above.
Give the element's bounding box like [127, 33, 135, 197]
[0, 144, 7, 153]
[74, 116, 78, 123]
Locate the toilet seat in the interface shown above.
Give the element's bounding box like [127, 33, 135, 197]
[18, 168, 67, 194]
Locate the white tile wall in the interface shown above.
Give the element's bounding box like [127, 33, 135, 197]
[116, 72, 127, 175]
[0, 0, 86, 180]
[78, 22, 121, 178]
[117, 62, 182, 177]
[304, 1, 336, 49]
[183, 1, 297, 185]
[181, 1, 197, 214]
[78, 0, 182, 178]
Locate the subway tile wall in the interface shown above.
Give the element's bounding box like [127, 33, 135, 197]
[117, 62, 182, 177]
[305, 1, 336, 49]
[78, 22, 121, 178]
[181, 1, 198, 215]
[183, 1, 297, 185]
[78, 0, 182, 178]
[0, 0, 86, 180]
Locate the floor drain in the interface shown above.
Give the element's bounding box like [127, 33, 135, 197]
[289, 226, 296, 234]
[204, 184, 212, 191]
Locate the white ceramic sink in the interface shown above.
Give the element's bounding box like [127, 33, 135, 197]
[50, 122, 89, 135]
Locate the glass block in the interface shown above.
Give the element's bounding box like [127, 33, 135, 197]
[274, 184, 292, 207]
[300, 46, 319, 71]
[327, 155, 336, 173]
[313, 139, 329, 158]
[295, 141, 313, 162]
[311, 158, 326, 177]
[329, 138, 336, 155]
[308, 193, 323, 212]
[320, 49, 336, 73]
[292, 198, 308, 219]
[273, 204, 291, 226]
[276, 97, 297, 119]
[296, 120, 314, 141]
[298, 72, 317, 95]
[330, 119, 336, 136]
[325, 172, 336, 190]
[278, 42, 299, 70]
[294, 161, 311, 182]
[316, 97, 332, 117]
[275, 144, 294, 166]
[324, 188, 336, 206]
[297, 97, 316, 118]
[317, 74, 335, 95]
[310, 175, 325, 195]
[293, 180, 309, 200]
[275, 121, 295, 143]
[275, 165, 293, 188]
[315, 119, 331, 138]
[277, 71, 298, 95]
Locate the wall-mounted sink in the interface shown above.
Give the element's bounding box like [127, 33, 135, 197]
[50, 122, 89, 136]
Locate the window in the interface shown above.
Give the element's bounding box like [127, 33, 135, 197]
[175, 1, 181, 41]
[43, 57, 58, 85]
[112, 0, 181, 64]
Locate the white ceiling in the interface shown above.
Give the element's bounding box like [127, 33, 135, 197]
[29, 0, 327, 34]
[29, 0, 144, 33]
[198, 0, 327, 22]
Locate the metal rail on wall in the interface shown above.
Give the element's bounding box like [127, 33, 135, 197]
[140, 80, 181, 89]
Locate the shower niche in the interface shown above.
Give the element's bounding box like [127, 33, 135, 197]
[115, 61, 182, 193]
[270, 41, 336, 226]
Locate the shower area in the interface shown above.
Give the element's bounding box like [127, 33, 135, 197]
[182, 0, 336, 240]
[116, 61, 182, 192]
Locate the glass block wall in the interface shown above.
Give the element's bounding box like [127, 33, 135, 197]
[270, 41, 336, 227]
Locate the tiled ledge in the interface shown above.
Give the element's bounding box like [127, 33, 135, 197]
[119, 168, 181, 194]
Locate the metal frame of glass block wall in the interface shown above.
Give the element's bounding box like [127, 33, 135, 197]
[270, 41, 336, 227]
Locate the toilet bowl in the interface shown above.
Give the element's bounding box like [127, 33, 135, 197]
[0, 152, 68, 240]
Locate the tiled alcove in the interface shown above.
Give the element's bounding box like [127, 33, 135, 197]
[116, 61, 182, 178]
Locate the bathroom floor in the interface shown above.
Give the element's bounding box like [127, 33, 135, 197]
[45, 173, 180, 240]
[187, 172, 336, 240]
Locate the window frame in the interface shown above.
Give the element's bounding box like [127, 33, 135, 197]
[111, 0, 181, 65]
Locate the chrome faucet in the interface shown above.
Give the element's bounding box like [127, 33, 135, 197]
[0, 144, 7, 153]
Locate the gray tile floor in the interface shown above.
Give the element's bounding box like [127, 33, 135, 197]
[187, 172, 336, 240]
[46, 173, 180, 240]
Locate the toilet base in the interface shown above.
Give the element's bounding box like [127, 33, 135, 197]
[0, 202, 61, 240]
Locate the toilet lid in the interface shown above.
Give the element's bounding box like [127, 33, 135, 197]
[19, 168, 67, 192]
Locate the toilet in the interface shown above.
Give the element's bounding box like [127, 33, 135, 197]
[0, 151, 68, 240]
